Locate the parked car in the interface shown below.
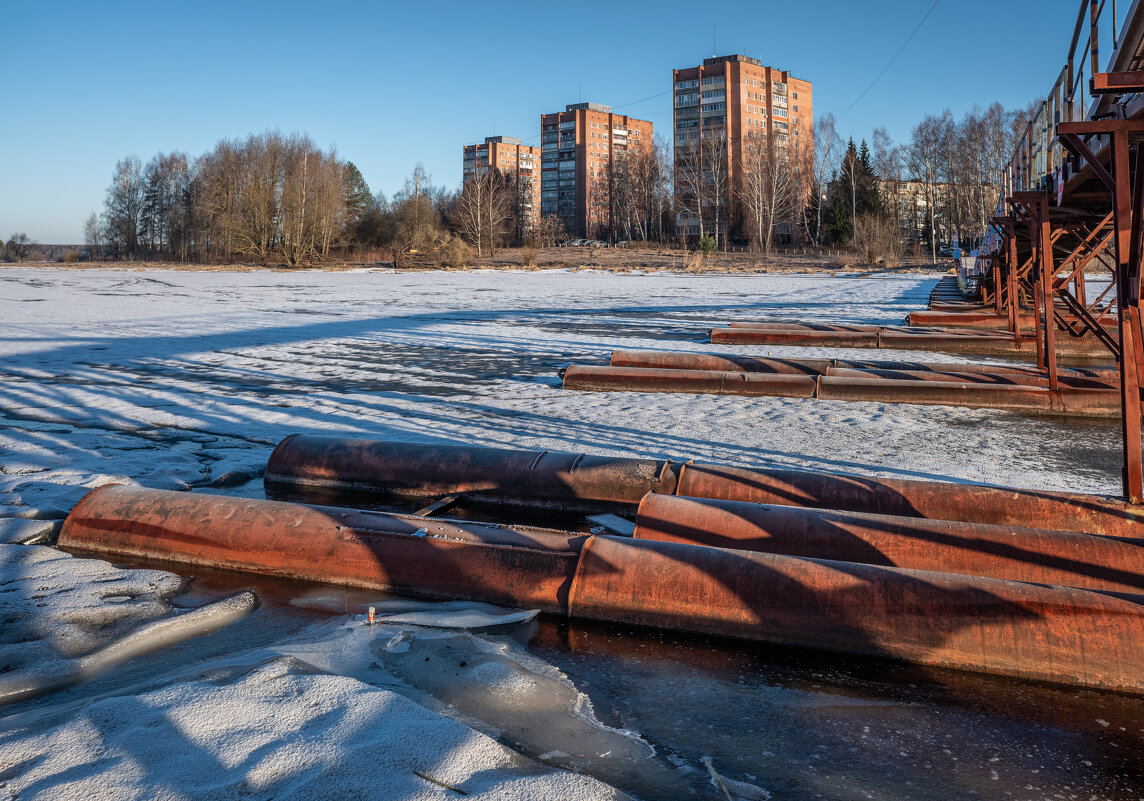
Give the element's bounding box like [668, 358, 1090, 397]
[937, 244, 954, 257]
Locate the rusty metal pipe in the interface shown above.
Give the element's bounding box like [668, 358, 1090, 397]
[561, 365, 1118, 415]
[816, 375, 1118, 415]
[633, 494, 1144, 593]
[266, 435, 682, 511]
[59, 485, 1144, 692]
[825, 367, 1118, 389]
[710, 327, 1115, 360]
[561, 365, 818, 398]
[59, 485, 586, 613]
[266, 436, 1144, 538]
[569, 535, 1144, 693]
[609, 350, 1115, 379]
[609, 350, 831, 375]
[725, 321, 885, 332]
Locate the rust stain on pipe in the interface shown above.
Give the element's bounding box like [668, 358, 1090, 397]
[560, 365, 818, 398]
[815, 376, 1119, 416]
[59, 485, 586, 614]
[567, 535, 1144, 693]
[609, 350, 831, 375]
[57, 485, 1144, 693]
[675, 462, 1144, 538]
[824, 367, 1118, 389]
[634, 494, 1144, 593]
[267, 436, 1144, 538]
[560, 365, 1117, 415]
[612, 350, 1117, 380]
[267, 435, 677, 511]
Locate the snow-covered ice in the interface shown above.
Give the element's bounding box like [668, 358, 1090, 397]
[0, 266, 1130, 800]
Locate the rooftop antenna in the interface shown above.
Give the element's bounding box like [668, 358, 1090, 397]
[579, 82, 582, 103]
[713, 25, 716, 57]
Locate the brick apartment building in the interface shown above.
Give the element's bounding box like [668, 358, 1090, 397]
[539, 103, 653, 239]
[673, 54, 812, 242]
[462, 136, 542, 233]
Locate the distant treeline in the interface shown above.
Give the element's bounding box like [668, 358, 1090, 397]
[85, 129, 675, 266]
[86, 132, 377, 265]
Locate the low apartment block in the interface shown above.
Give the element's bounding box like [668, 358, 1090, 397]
[539, 103, 653, 240]
[462, 136, 542, 232]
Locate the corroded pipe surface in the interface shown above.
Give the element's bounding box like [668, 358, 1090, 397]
[561, 365, 818, 398]
[824, 367, 1118, 389]
[711, 327, 1115, 359]
[561, 365, 1118, 415]
[59, 485, 586, 613]
[266, 436, 1144, 537]
[58, 486, 1144, 692]
[674, 462, 1144, 538]
[611, 350, 1116, 379]
[609, 350, 831, 375]
[816, 376, 1119, 415]
[633, 494, 1144, 593]
[710, 329, 883, 347]
[568, 535, 1144, 693]
[266, 435, 681, 511]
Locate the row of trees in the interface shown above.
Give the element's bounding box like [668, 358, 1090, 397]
[82, 105, 1032, 265]
[87, 131, 675, 265]
[675, 131, 805, 255]
[808, 103, 1034, 260]
[87, 133, 367, 265]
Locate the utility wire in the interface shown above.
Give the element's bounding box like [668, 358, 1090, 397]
[838, 0, 940, 121]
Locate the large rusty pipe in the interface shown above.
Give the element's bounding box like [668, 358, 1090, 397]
[824, 367, 1118, 390]
[816, 375, 1118, 415]
[59, 485, 586, 613]
[674, 462, 1144, 538]
[560, 365, 1119, 415]
[609, 350, 831, 375]
[725, 321, 885, 332]
[711, 327, 1115, 359]
[909, 310, 1117, 330]
[59, 486, 1144, 693]
[710, 328, 883, 347]
[560, 365, 818, 398]
[266, 436, 1144, 538]
[266, 435, 682, 511]
[610, 350, 1116, 380]
[568, 535, 1144, 693]
[633, 494, 1144, 593]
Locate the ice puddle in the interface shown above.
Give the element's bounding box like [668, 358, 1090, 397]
[275, 595, 690, 798]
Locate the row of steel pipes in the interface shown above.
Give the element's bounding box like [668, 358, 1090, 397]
[59, 435, 1144, 694]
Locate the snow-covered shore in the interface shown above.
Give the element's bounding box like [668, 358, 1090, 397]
[0, 266, 1127, 800]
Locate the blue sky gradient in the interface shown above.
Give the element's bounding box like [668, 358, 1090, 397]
[2, 0, 1095, 242]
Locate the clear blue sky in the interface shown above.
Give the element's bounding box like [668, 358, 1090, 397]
[1, 0, 1098, 243]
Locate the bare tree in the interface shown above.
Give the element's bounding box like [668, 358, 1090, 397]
[906, 114, 945, 263]
[83, 213, 104, 260]
[738, 135, 795, 255]
[702, 129, 731, 249]
[674, 138, 705, 238]
[808, 114, 842, 246]
[104, 156, 145, 258]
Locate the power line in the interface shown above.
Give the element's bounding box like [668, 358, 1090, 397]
[616, 88, 672, 109]
[838, 0, 940, 121]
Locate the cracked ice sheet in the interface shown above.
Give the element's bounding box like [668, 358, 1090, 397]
[0, 267, 1122, 520]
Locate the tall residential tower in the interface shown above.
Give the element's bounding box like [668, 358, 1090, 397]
[673, 54, 812, 241]
[539, 103, 653, 239]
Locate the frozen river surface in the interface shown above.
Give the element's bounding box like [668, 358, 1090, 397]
[0, 266, 1139, 801]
